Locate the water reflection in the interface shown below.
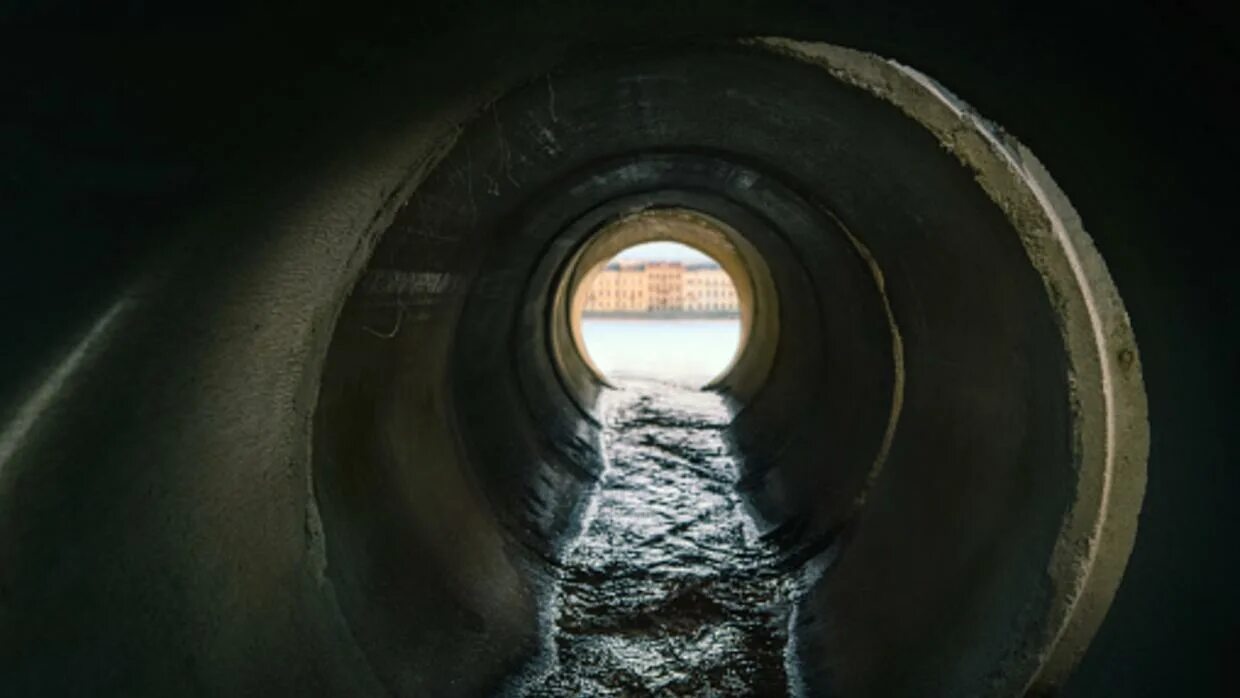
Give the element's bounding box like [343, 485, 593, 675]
[521, 380, 792, 695]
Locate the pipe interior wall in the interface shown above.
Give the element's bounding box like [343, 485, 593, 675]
[8, 4, 1220, 695]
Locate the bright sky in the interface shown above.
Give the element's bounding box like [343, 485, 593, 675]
[612, 241, 714, 263]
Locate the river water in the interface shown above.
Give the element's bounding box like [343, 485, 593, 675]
[580, 319, 740, 388]
[517, 377, 794, 696]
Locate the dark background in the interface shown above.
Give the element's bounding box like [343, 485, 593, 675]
[2, 2, 1233, 694]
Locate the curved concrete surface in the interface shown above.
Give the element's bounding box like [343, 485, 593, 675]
[6, 4, 1228, 697]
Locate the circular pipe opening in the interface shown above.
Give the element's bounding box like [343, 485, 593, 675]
[572, 240, 743, 387]
[555, 208, 776, 393]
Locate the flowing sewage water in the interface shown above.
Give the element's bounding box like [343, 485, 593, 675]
[520, 379, 794, 696]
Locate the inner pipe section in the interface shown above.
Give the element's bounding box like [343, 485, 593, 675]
[303, 39, 1146, 697]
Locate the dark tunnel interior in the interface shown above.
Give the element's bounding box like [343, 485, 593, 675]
[306, 41, 1142, 695]
[1, 3, 1234, 697]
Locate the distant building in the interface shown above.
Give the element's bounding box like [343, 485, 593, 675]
[646, 261, 684, 310]
[583, 260, 738, 314]
[584, 261, 649, 312]
[683, 263, 738, 312]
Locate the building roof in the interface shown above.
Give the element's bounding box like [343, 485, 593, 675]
[601, 260, 721, 271]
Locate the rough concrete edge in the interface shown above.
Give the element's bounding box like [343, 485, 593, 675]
[300, 119, 465, 673]
[247, 116, 469, 696]
[0, 114, 466, 693]
[299, 120, 464, 585]
[177, 103, 472, 693]
[819, 211, 907, 524]
[751, 37, 1150, 694]
[1004, 139, 1150, 691]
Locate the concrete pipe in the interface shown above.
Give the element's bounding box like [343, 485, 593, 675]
[3, 4, 1228, 697]
[308, 40, 1146, 695]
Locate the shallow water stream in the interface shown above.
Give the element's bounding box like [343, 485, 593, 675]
[521, 380, 793, 696]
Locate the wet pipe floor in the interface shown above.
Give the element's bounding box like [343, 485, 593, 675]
[521, 380, 795, 696]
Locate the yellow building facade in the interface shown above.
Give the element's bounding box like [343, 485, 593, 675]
[583, 261, 738, 314]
